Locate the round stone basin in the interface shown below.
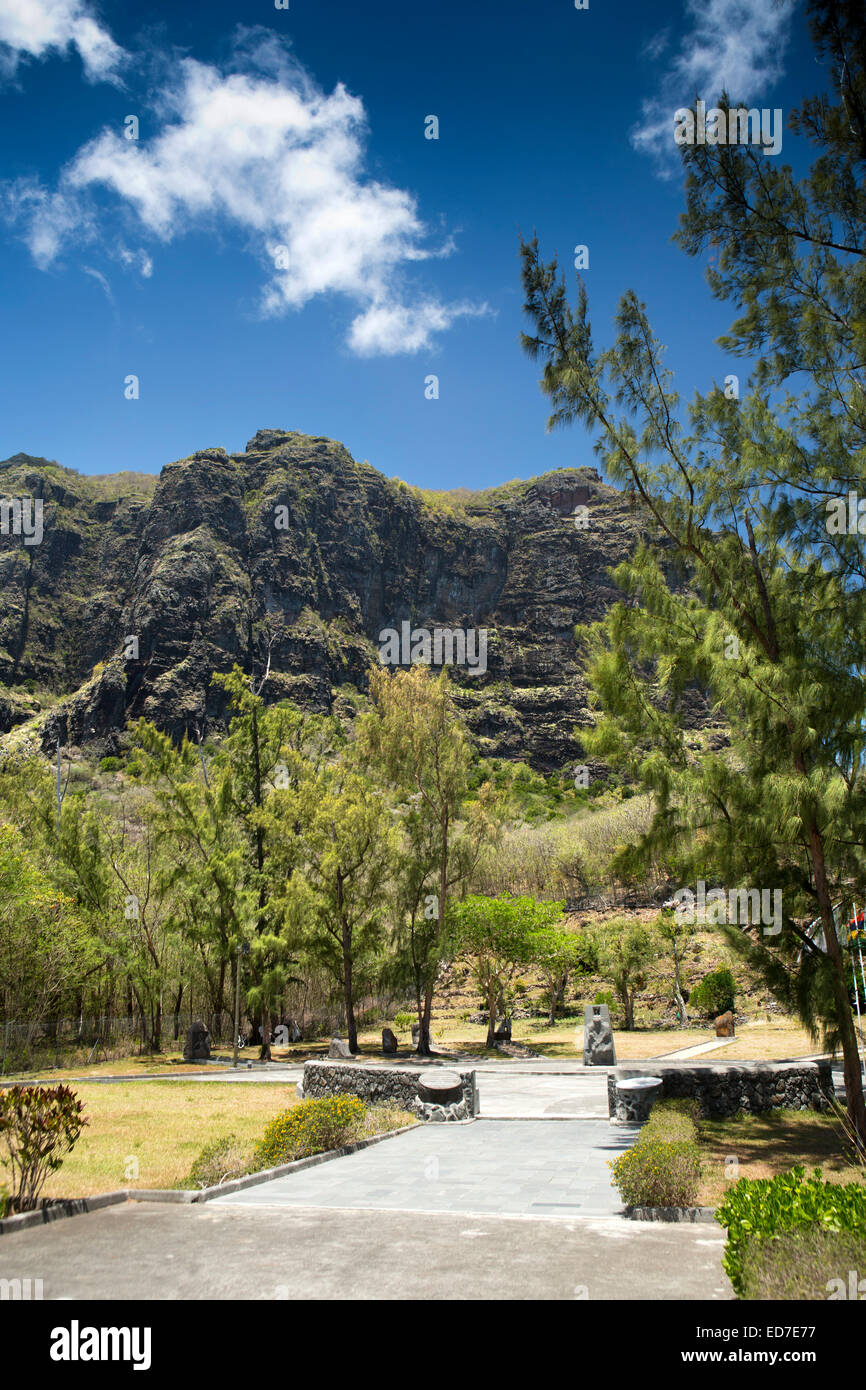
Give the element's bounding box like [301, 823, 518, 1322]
[614, 1075, 663, 1123]
[416, 1069, 464, 1104]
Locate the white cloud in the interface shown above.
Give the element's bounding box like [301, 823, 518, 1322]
[632, 0, 795, 173]
[5, 38, 484, 354]
[0, 0, 125, 81]
[348, 298, 488, 357]
[82, 263, 113, 301]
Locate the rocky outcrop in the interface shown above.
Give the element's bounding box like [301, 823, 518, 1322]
[0, 429, 707, 769]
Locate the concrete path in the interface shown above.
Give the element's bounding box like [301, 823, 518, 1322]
[653, 1038, 737, 1061]
[473, 1066, 610, 1118]
[217, 1119, 636, 1220]
[0, 1200, 731, 1300]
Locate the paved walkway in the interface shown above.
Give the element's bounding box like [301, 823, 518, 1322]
[473, 1066, 609, 1118]
[217, 1119, 636, 1220]
[0, 1201, 731, 1300]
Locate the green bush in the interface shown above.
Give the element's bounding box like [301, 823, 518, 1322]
[0, 1084, 88, 1212]
[737, 1225, 866, 1300]
[649, 1096, 703, 1132]
[393, 1012, 415, 1032]
[715, 1165, 866, 1297]
[690, 967, 736, 1018]
[254, 1096, 367, 1169]
[610, 1136, 703, 1208]
[187, 1134, 249, 1189]
[593, 989, 615, 1009]
[610, 1097, 703, 1208]
[98, 756, 123, 772]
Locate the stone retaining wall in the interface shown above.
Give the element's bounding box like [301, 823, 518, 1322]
[300, 1061, 477, 1119]
[607, 1059, 834, 1120]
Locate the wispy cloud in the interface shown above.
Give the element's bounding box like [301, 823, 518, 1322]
[0, 0, 125, 82]
[3, 32, 487, 355]
[632, 0, 795, 175]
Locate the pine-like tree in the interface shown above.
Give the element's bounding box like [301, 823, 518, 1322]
[519, 0, 866, 1142]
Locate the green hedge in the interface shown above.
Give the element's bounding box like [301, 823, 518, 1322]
[737, 1225, 866, 1300]
[716, 1165, 866, 1297]
[254, 1096, 367, 1169]
[609, 1097, 702, 1208]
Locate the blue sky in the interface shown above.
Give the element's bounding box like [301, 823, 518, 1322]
[0, 0, 817, 490]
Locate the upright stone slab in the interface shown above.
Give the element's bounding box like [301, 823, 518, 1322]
[328, 1036, 353, 1059]
[183, 1021, 210, 1062]
[583, 1004, 616, 1066]
[382, 1027, 398, 1054]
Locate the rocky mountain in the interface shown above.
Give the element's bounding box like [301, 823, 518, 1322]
[0, 428, 658, 771]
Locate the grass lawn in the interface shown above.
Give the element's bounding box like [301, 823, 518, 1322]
[354, 1012, 820, 1061]
[0, 1081, 300, 1199]
[697, 1108, 865, 1207]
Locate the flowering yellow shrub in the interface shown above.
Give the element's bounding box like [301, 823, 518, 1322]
[254, 1096, 367, 1168]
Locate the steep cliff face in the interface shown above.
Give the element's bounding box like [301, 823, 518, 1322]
[0, 429, 651, 770]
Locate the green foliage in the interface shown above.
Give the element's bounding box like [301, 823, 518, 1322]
[593, 989, 615, 1009]
[186, 1133, 249, 1189]
[610, 1101, 703, 1209]
[593, 917, 658, 1030]
[98, 756, 123, 773]
[518, 0, 866, 1140]
[716, 1166, 866, 1298]
[650, 1096, 703, 1130]
[449, 894, 564, 1045]
[736, 1225, 866, 1301]
[690, 968, 736, 1018]
[254, 1096, 367, 1168]
[0, 1085, 88, 1212]
[393, 1012, 415, 1032]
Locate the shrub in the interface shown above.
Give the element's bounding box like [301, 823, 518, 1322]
[187, 1134, 249, 1189]
[715, 1165, 866, 1297]
[0, 1085, 88, 1212]
[593, 989, 615, 1009]
[610, 1136, 703, 1208]
[737, 1225, 866, 1300]
[254, 1096, 366, 1169]
[393, 1012, 415, 1032]
[610, 1097, 703, 1208]
[649, 1096, 703, 1131]
[690, 967, 736, 1018]
[98, 756, 123, 772]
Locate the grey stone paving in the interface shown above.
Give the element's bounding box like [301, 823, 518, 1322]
[217, 1119, 638, 1219]
[473, 1068, 610, 1117]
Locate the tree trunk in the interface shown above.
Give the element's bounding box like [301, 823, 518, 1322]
[149, 1000, 162, 1053]
[417, 984, 434, 1056]
[487, 981, 498, 1049]
[172, 983, 184, 1041]
[809, 825, 866, 1147]
[344, 935, 358, 1054]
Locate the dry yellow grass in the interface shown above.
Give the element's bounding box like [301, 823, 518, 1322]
[0, 1081, 300, 1199]
[697, 1109, 864, 1206]
[355, 1012, 824, 1062]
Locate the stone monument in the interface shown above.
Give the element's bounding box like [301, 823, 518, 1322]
[382, 1027, 398, 1054]
[583, 1004, 616, 1066]
[183, 1020, 211, 1062]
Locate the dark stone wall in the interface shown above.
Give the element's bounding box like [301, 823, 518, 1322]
[301, 1060, 477, 1119]
[607, 1060, 834, 1120]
